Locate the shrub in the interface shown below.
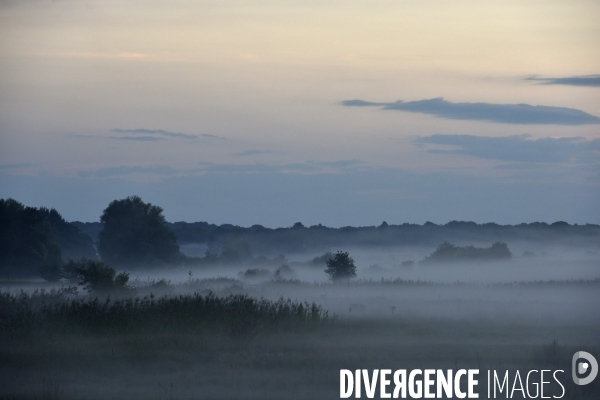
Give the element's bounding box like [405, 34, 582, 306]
[73, 259, 131, 294]
[422, 241, 512, 264]
[325, 251, 357, 281]
[239, 268, 272, 280]
[274, 264, 296, 279]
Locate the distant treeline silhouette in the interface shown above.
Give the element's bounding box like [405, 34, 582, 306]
[75, 219, 600, 255]
[3, 196, 600, 279]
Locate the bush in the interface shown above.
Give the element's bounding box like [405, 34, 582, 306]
[422, 241, 512, 264]
[61, 258, 83, 283]
[274, 264, 296, 279]
[325, 251, 357, 281]
[73, 259, 131, 294]
[239, 268, 272, 280]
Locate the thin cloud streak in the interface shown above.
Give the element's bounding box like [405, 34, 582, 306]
[415, 134, 600, 163]
[200, 133, 227, 140]
[526, 75, 600, 87]
[112, 128, 198, 139]
[206, 160, 365, 174]
[110, 135, 164, 141]
[342, 97, 600, 125]
[209, 160, 367, 175]
[75, 160, 365, 179]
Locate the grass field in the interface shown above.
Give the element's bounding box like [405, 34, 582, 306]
[1, 277, 599, 399]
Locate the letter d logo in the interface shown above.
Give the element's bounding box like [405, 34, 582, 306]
[572, 351, 598, 385]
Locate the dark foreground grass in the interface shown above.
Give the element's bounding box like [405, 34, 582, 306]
[1, 318, 599, 399]
[1, 290, 599, 399]
[0, 289, 327, 339]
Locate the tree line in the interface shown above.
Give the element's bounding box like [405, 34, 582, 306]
[2, 195, 594, 283]
[1, 196, 184, 280]
[2, 196, 283, 282]
[0, 199, 96, 278]
[75, 217, 600, 255]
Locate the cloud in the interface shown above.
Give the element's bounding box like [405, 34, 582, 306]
[110, 135, 164, 141]
[205, 163, 318, 174]
[235, 149, 273, 156]
[112, 128, 198, 139]
[79, 165, 178, 178]
[200, 133, 227, 140]
[342, 97, 600, 125]
[204, 160, 365, 174]
[68, 133, 165, 141]
[415, 134, 600, 163]
[526, 75, 600, 87]
[342, 100, 387, 107]
[76, 160, 362, 179]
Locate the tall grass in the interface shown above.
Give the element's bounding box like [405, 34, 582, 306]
[0, 290, 329, 337]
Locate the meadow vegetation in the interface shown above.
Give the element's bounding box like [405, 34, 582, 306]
[1, 197, 599, 399]
[1, 276, 599, 399]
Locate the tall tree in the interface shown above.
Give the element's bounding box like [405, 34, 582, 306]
[98, 196, 182, 268]
[324, 251, 357, 282]
[0, 198, 62, 277]
[37, 207, 97, 260]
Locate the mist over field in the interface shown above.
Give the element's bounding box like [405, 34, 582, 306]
[1, 197, 600, 399]
[114, 243, 600, 325]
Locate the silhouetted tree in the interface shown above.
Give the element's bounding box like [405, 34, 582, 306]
[325, 251, 357, 281]
[488, 242, 512, 259]
[73, 259, 131, 294]
[426, 241, 457, 261]
[37, 207, 97, 260]
[0, 198, 62, 277]
[98, 196, 182, 268]
[1, 199, 98, 279]
[274, 264, 296, 279]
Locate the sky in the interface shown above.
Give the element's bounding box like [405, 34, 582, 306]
[0, 0, 599, 227]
